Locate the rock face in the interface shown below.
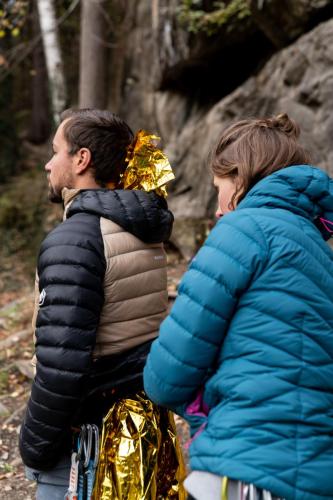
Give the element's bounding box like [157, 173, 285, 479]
[165, 18, 333, 218]
[110, 2, 333, 219]
[248, 0, 333, 47]
[156, 0, 271, 104]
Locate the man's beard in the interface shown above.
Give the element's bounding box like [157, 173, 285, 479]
[47, 172, 74, 203]
[48, 185, 63, 203]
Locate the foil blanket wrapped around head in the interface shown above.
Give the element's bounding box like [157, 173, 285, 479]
[120, 130, 175, 198]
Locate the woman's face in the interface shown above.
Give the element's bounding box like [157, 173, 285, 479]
[213, 175, 238, 218]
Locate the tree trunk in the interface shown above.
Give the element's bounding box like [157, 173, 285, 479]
[0, 44, 19, 181]
[28, 0, 51, 143]
[107, 0, 132, 114]
[36, 0, 66, 124]
[79, 0, 108, 108]
[151, 0, 159, 31]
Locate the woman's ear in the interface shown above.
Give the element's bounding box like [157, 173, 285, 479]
[74, 147, 92, 175]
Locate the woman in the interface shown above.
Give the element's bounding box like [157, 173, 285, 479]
[144, 113, 333, 500]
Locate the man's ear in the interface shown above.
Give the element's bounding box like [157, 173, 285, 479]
[74, 148, 92, 175]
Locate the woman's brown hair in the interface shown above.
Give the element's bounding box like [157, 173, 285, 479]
[211, 113, 312, 208]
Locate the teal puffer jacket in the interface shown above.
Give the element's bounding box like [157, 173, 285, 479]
[144, 165, 333, 500]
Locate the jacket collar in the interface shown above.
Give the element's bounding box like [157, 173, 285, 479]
[61, 188, 81, 220]
[238, 165, 333, 240]
[65, 188, 174, 243]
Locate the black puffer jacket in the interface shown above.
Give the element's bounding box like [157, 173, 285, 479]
[19, 189, 173, 470]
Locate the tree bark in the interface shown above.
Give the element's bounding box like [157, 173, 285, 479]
[107, 0, 132, 114]
[151, 0, 159, 32]
[28, 0, 51, 143]
[36, 0, 66, 124]
[79, 0, 108, 108]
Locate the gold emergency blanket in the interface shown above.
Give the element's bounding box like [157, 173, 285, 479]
[91, 392, 186, 500]
[123, 130, 175, 197]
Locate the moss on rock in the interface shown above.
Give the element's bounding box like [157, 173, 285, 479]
[178, 0, 251, 36]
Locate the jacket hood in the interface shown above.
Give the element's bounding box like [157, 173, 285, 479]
[238, 165, 333, 240]
[65, 188, 174, 243]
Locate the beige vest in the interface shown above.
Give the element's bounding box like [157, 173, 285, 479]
[96, 217, 168, 357]
[32, 188, 168, 361]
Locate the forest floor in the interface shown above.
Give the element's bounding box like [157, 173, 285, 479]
[0, 243, 189, 498]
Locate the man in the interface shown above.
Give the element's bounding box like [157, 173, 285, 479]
[19, 109, 174, 498]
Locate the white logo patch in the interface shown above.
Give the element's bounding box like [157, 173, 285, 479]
[39, 289, 46, 307]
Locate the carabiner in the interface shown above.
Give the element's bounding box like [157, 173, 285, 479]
[83, 424, 93, 469]
[91, 424, 99, 468]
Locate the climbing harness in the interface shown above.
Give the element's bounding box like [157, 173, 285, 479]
[65, 424, 99, 500]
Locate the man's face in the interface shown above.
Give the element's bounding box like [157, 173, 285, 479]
[45, 120, 75, 203]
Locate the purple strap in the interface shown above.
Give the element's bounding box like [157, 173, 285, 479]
[320, 217, 333, 233]
[186, 388, 209, 418]
[184, 388, 209, 449]
[184, 422, 207, 449]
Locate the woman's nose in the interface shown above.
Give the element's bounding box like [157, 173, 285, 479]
[215, 207, 222, 219]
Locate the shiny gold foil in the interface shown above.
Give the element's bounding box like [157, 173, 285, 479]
[222, 477, 228, 500]
[122, 130, 175, 197]
[91, 391, 186, 500]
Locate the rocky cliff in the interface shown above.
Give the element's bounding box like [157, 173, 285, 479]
[166, 18, 333, 218]
[111, 1, 333, 221]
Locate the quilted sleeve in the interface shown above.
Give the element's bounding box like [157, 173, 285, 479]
[19, 213, 105, 470]
[144, 212, 267, 407]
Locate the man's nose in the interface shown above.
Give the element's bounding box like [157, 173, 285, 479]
[44, 160, 51, 172]
[215, 207, 222, 219]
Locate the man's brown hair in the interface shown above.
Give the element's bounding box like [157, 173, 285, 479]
[61, 108, 134, 186]
[211, 113, 312, 207]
